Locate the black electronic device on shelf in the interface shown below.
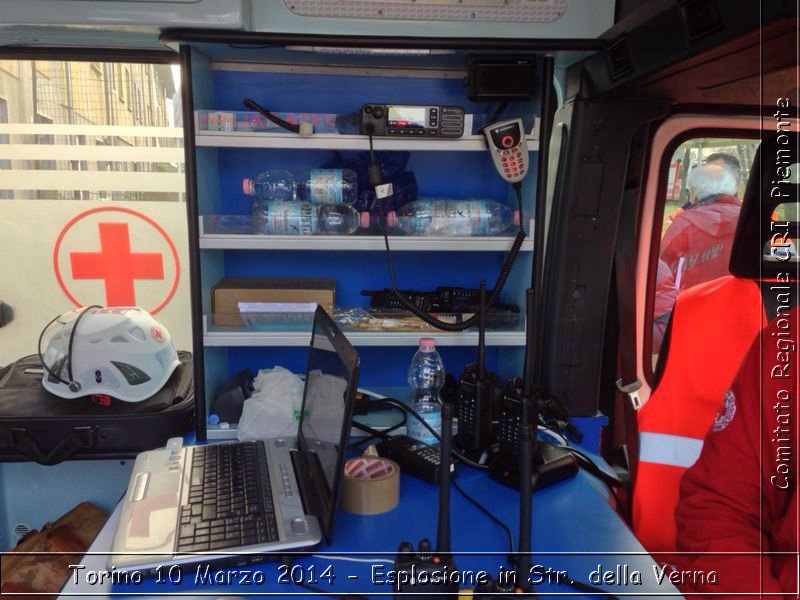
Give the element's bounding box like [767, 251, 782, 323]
[360, 103, 465, 138]
[362, 287, 520, 328]
[455, 281, 500, 458]
[392, 404, 459, 599]
[376, 434, 454, 485]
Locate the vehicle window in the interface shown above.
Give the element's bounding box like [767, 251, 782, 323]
[650, 137, 760, 358]
[0, 58, 190, 364]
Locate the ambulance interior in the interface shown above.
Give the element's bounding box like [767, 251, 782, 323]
[0, 0, 797, 595]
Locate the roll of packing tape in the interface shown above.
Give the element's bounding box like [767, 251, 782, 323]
[341, 456, 400, 515]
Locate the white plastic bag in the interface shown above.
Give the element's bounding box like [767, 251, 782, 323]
[237, 366, 305, 441]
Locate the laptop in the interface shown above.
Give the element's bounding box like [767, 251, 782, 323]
[108, 306, 360, 572]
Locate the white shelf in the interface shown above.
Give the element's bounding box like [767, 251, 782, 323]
[203, 316, 526, 347]
[199, 223, 534, 252]
[195, 130, 539, 152]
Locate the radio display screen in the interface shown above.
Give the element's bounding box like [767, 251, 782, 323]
[387, 106, 426, 129]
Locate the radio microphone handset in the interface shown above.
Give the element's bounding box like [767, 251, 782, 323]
[483, 118, 530, 185]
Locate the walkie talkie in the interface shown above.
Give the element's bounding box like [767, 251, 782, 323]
[489, 290, 578, 491]
[393, 404, 458, 599]
[456, 281, 499, 457]
[474, 401, 536, 597]
[376, 435, 453, 485]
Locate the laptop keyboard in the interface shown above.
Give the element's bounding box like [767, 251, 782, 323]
[176, 442, 279, 553]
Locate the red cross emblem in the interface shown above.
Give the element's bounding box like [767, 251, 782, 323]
[151, 326, 165, 342]
[53, 207, 180, 314]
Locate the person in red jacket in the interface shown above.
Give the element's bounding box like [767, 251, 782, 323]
[674, 306, 798, 598]
[659, 163, 741, 291]
[665, 153, 742, 226]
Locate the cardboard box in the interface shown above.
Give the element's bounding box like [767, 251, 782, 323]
[212, 277, 336, 326]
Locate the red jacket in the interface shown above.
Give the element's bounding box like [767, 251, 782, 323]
[675, 306, 799, 598]
[652, 259, 678, 351]
[659, 195, 741, 291]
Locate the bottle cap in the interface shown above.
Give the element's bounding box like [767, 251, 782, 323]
[418, 337, 436, 352]
[360, 211, 370, 229]
[208, 414, 221, 425]
[513, 210, 521, 227]
[242, 178, 254, 196]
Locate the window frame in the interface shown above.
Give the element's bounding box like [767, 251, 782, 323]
[635, 114, 766, 397]
[644, 127, 761, 380]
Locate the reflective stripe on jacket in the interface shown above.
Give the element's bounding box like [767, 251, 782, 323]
[632, 276, 764, 554]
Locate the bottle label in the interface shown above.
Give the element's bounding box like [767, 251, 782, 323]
[407, 404, 442, 446]
[310, 169, 343, 204]
[429, 200, 487, 235]
[257, 202, 316, 235]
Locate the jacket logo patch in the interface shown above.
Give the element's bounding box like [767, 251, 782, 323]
[712, 390, 737, 432]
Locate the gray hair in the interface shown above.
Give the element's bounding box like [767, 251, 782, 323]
[687, 163, 737, 200]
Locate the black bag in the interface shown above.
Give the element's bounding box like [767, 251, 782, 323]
[0, 351, 194, 465]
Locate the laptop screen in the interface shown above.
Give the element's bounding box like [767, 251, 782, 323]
[296, 306, 360, 541]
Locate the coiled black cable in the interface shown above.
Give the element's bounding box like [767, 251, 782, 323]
[367, 127, 527, 332]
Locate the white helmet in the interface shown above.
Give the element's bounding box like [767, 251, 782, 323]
[40, 306, 180, 403]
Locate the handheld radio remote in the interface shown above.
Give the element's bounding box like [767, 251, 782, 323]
[484, 118, 529, 183]
[376, 435, 454, 485]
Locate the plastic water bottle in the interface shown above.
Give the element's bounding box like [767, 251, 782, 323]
[359, 171, 418, 230]
[242, 169, 295, 203]
[387, 199, 520, 236]
[407, 337, 446, 445]
[251, 200, 367, 235]
[295, 169, 358, 205]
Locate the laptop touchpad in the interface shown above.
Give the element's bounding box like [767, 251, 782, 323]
[119, 470, 180, 551]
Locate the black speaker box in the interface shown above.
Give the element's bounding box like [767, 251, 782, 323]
[468, 57, 537, 101]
